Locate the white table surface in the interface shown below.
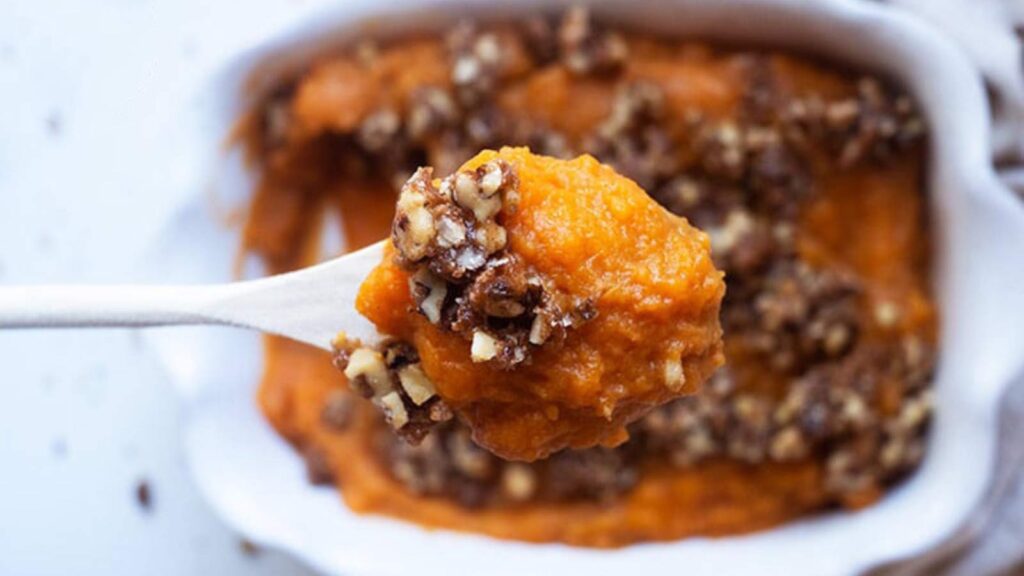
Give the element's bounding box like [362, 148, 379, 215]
[3, 1, 1022, 575]
[0, 0, 332, 573]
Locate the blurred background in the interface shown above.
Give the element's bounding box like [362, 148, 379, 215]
[0, 0, 1021, 575]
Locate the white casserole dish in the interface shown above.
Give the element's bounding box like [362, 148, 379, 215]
[143, 0, 1024, 574]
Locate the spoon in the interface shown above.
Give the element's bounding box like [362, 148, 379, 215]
[0, 240, 386, 350]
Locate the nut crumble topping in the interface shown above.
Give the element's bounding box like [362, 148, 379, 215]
[782, 76, 925, 167]
[558, 6, 628, 76]
[584, 81, 678, 190]
[392, 160, 596, 370]
[333, 334, 454, 443]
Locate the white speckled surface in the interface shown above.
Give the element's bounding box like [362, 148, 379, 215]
[0, 0, 325, 573]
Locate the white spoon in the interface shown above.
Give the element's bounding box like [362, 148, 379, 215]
[0, 240, 386, 350]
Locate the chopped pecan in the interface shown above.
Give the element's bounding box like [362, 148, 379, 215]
[782, 76, 925, 167]
[584, 81, 678, 190]
[558, 6, 628, 76]
[332, 335, 453, 444]
[392, 161, 594, 370]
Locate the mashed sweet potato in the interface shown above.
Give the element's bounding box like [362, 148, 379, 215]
[244, 7, 935, 547]
[347, 148, 724, 461]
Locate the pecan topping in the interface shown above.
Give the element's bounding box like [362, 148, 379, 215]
[392, 160, 595, 370]
[726, 261, 862, 373]
[558, 6, 628, 75]
[691, 120, 810, 218]
[782, 76, 925, 167]
[584, 81, 678, 190]
[447, 23, 526, 107]
[333, 334, 453, 443]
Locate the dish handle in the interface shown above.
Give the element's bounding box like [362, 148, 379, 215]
[961, 176, 1024, 405]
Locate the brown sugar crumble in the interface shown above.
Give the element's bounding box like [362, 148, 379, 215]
[332, 335, 454, 443]
[558, 5, 628, 76]
[387, 159, 596, 370]
[243, 5, 936, 547]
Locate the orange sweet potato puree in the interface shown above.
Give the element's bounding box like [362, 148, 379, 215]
[248, 36, 933, 547]
[356, 148, 725, 461]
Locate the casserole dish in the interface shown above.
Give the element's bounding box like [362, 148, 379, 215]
[143, 0, 1024, 573]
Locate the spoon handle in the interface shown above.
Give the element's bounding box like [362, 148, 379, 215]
[0, 284, 229, 328]
[0, 240, 386, 349]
